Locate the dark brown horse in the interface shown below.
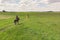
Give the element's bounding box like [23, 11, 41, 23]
[14, 16, 20, 25]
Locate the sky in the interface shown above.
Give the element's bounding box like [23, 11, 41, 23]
[0, 0, 60, 12]
[49, 0, 60, 3]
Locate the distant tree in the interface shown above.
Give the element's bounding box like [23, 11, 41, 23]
[2, 10, 6, 12]
[48, 11, 53, 12]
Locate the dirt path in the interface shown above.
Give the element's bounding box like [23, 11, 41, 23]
[0, 18, 26, 32]
[0, 15, 12, 19]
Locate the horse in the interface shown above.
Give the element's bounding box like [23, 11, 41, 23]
[14, 16, 20, 25]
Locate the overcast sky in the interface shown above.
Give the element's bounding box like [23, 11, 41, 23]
[49, 0, 60, 3]
[0, 0, 60, 12]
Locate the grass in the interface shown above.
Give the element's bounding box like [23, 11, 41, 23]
[0, 12, 60, 40]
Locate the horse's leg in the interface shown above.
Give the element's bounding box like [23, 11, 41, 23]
[14, 20, 16, 25]
[17, 20, 19, 25]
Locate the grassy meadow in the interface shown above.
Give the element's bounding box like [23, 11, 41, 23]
[0, 12, 60, 40]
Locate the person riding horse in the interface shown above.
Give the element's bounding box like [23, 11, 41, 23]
[14, 15, 20, 25]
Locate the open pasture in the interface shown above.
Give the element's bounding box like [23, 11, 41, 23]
[0, 12, 60, 40]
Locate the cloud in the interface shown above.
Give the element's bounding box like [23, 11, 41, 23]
[47, 2, 60, 11]
[0, 0, 60, 12]
[49, 0, 60, 3]
[1, 0, 20, 4]
[40, 0, 48, 4]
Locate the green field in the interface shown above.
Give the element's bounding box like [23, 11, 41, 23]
[0, 12, 60, 40]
